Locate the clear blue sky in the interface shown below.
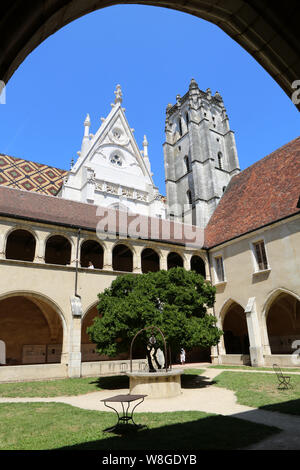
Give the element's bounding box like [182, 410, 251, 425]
[0, 5, 299, 195]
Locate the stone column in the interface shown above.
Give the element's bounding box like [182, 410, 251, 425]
[183, 252, 192, 271]
[34, 232, 47, 263]
[133, 245, 143, 273]
[68, 297, 83, 378]
[244, 297, 265, 367]
[160, 250, 169, 271]
[102, 240, 114, 271]
[0, 229, 6, 259]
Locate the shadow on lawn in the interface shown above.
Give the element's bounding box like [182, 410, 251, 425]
[260, 398, 300, 415]
[89, 375, 129, 390]
[89, 373, 215, 391]
[57, 414, 280, 451]
[181, 374, 216, 389]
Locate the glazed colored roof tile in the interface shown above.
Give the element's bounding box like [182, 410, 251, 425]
[204, 136, 300, 248]
[0, 154, 67, 196]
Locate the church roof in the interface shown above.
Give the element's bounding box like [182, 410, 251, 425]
[204, 136, 300, 248]
[0, 184, 201, 247]
[0, 154, 67, 196]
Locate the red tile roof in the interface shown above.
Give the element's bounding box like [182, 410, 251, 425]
[204, 136, 300, 248]
[0, 185, 204, 248]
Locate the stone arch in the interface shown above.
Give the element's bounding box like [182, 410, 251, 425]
[263, 289, 300, 355]
[0, 340, 6, 365]
[0, 291, 66, 365]
[221, 299, 249, 355]
[112, 242, 133, 272]
[190, 254, 206, 278]
[80, 239, 104, 269]
[81, 301, 102, 362]
[167, 251, 184, 269]
[5, 228, 36, 262]
[1, 2, 298, 111]
[45, 234, 72, 265]
[141, 247, 160, 273]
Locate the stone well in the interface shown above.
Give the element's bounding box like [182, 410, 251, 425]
[127, 369, 184, 398]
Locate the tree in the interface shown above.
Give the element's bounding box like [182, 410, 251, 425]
[87, 267, 223, 359]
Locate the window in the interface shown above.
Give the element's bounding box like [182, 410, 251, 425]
[215, 256, 225, 282]
[253, 240, 268, 271]
[184, 155, 190, 173]
[185, 112, 189, 125]
[187, 189, 193, 206]
[110, 154, 122, 166]
[178, 118, 182, 136]
[217, 152, 223, 169]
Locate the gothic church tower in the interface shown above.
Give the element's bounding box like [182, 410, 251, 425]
[163, 78, 240, 228]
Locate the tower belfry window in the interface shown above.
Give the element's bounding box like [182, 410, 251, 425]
[178, 118, 182, 136]
[184, 156, 190, 173]
[218, 152, 223, 169]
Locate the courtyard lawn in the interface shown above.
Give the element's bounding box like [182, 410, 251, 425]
[214, 371, 300, 415]
[0, 375, 129, 398]
[209, 365, 300, 373]
[0, 402, 280, 450]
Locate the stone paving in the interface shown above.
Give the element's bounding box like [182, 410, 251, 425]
[1, 363, 300, 450]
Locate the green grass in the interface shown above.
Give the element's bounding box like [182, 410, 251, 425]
[0, 402, 280, 450]
[209, 365, 300, 373]
[0, 370, 204, 398]
[214, 371, 300, 415]
[0, 375, 129, 398]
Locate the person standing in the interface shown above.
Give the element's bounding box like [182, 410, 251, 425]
[180, 347, 186, 365]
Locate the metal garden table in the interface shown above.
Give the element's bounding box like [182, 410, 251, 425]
[101, 393, 147, 432]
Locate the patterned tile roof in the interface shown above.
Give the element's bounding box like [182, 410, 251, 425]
[0, 154, 67, 196]
[204, 136, 300, 248]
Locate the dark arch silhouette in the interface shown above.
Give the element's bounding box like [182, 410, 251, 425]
[1, 2, 299, 110]
[112, 243, 133, 272]
[45, 235, 71, 265]
[5, 229, 36, 262]
[190, 255, 206, 278]
[141, 248, 160, 273]
[167, 252, 183, 269]
[80, 240, 103, 269]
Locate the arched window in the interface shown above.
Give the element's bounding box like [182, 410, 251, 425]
[141, 248, 160, 273]
[185, 112, 189, 125]
[112, 244, 133, 272]
[218, 152, 223, 169]
[184, 155, 190, 173]
[178, 118, 182, 136]
[5, 229, 36, 262]
[187, 189, 193, 206]
[45, 235, 71, 265]
[80, 240, 103, 269]
[190, 255, 206, 278]
[167, 252, 183, 269]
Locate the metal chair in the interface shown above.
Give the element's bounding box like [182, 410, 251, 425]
[273, 363, 292, 390]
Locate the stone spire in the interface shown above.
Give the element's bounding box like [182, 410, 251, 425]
[143, 135, 151, 173]
[81, 113, 91, 156]
[114, 84, 123, 104]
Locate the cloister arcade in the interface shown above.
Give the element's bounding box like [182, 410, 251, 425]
[0, 223, 207, 367]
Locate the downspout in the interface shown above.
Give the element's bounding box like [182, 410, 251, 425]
[75, 228, 81, 300]
[206, 248, 220, 359]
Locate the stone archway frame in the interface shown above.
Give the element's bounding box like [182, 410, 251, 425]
[0, 290, 68, 362]
[130, 325, 168, 373]
[218, 298, 246, 355]
[1, 1, 299, 111]
[261, 288, 300, 355]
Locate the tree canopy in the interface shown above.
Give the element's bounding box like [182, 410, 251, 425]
[87, 267, 223, 358]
